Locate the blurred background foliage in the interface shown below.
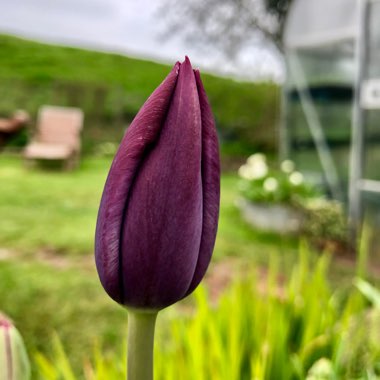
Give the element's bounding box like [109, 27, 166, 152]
[34, 250, 380, 379]
[161, 0, 294, 57]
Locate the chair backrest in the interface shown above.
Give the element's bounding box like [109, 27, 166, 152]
[36, 106, 84, 147]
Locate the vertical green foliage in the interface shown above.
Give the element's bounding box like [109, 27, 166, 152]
[35, 249, 380, 379]
[35, 334, 76, 380]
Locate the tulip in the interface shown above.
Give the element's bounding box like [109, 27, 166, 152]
[95, 57, 220, 379]
[0, 314, 30, 380]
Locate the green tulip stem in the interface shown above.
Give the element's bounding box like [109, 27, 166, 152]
[127, 309, 158, 380]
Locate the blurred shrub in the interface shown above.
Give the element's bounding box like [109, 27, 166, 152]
[301, 198, 349, 249]
[35, 250, 380, 379]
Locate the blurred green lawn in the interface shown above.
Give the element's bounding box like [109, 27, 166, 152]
[0, 156, 108, 254]
[0, 154, 298, 260]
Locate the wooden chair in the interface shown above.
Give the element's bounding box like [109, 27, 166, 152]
[24, 106, 84, 170]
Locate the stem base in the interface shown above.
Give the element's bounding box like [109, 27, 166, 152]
[127, 310, 158, 380]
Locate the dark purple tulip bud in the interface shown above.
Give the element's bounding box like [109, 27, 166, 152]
[95, 57, 220, 310]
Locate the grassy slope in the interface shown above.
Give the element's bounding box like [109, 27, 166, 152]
[0, 34, 279, 153]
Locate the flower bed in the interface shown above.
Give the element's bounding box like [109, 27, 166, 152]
[237, 154, 350, 248]
[237, 153, 315, 234]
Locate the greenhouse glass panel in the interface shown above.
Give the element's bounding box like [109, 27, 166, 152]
[285, 41, 355, 198]
[362, 1, 380, 181]
[284, 0, 358, 48]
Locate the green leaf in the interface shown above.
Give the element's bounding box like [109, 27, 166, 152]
[354, 278, 380, 309]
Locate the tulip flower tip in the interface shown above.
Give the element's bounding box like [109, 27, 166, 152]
[0, 313, 11, 328]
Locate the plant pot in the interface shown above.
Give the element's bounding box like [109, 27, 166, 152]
[237, 198, 303, 234]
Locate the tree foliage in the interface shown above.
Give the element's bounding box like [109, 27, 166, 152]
[161, 0, 293, 57]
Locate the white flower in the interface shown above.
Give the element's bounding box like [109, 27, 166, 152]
[263, 177, 278, 192]
[281, 159, 295, 173]
[238, 160, 268, 180]
[289, 171, 304, 186]
[247, 153, 266, 166]
[238, 164, 253, 180]
[250, 160, 268, 179]
[246, 154, 268, 180]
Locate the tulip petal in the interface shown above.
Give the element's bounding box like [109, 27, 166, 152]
[185, 69, 220, 296]
[121, 57, 203, 308]
[95, 63, 180, 304]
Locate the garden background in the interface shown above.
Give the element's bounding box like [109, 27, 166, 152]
[1, 33, 380, 379]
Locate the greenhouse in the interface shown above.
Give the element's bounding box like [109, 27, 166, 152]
[283, 0, 380, 249]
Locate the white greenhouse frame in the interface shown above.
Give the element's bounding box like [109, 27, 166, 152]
[283, 0, 380, 239]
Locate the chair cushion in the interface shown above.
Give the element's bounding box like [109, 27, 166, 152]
[24, 142, 74, 160]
